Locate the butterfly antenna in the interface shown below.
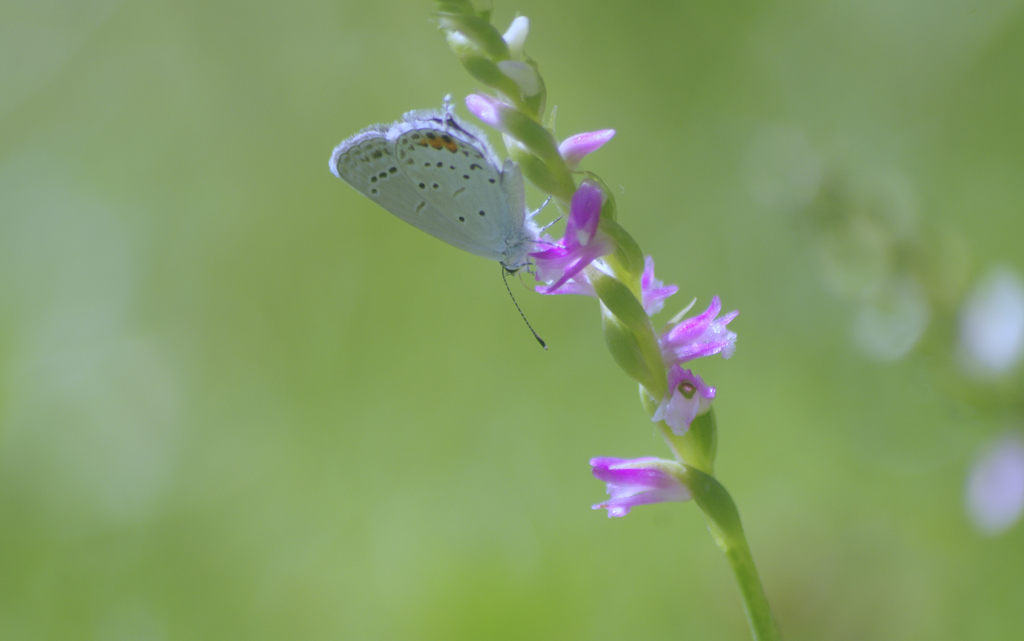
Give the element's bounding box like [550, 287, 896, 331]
[502, 267, 547, 350]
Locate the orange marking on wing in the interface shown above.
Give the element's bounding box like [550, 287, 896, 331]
[415, 134, 458, 152]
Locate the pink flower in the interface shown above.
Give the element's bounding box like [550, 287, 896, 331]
[660, 296, 738, 368]
[641, 256, 678, 315]
[591, 457, 691, 517]
[531, 181, 614, 294]
[465, 94, 511, 132]
[558, 129, 616, 171]
[652, 367, 716, 435]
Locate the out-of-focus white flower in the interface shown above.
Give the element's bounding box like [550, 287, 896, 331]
[958, 267, 1024, 377]
[851, 276, 930, 362]
[966, 433, 1024, 536]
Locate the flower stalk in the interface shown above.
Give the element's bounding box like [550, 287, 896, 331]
[434, 3, 779, 639]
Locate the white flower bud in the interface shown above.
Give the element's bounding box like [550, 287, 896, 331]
[502, 16, 529, 59]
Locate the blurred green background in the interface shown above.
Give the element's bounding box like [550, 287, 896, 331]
[2, 0, 1023, 639]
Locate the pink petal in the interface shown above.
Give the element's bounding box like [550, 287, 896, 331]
[559, 129, 616, 170]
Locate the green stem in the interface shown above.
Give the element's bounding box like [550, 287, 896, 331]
[723, 529, 780, 641]
[684, 468, 781, 641]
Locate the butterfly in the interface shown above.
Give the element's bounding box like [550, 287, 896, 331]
[329, 101, 538, 272]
